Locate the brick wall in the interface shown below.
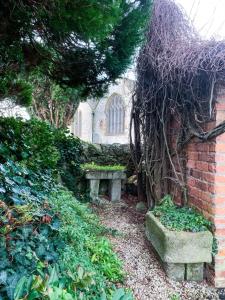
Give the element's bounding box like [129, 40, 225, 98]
[214, 91, 225, 287]
[170, 89, 225, 287]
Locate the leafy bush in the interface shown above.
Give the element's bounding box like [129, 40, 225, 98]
[0, 145, 127, 298]
[152, 195, 212, 232]
[54, 128, 84, 196]
[0, 117, 59, 170]
[50, 189, 125, 296]
[0, 117, 84, 196]
[0, 160, 61, 299]
[10, 189, 129, 299]
[0, 117, 132, 299]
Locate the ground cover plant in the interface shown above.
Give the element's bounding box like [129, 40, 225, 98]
[152, 195, 212, 232]
[82, 163, 125, 172]
[0, 117, 132, 299]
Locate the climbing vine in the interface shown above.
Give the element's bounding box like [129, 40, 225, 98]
[130, 0, 225, 208]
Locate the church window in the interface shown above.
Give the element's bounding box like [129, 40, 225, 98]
[106, 94, 125, 135]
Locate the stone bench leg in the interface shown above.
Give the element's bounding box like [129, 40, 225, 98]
[110, 179, 121, 202]
[89, 179, 100, 202]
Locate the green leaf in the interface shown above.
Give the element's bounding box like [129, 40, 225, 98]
[14, 276, 27, 300]
[112, 288, 126, 300]
[47, 266, 59, 286]
[0, 187, 6, 193]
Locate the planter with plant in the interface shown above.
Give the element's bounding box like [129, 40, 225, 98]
[145, 195, 213, 281]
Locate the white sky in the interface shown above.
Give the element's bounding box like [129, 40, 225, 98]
[175, 0, 225, 40]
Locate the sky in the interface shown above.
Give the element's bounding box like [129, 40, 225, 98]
[175, 0, 225, 40]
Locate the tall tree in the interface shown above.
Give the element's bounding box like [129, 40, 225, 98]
[0, 0, 152, 105]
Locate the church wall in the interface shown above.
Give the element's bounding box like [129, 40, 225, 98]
[72, 77, 134, 144]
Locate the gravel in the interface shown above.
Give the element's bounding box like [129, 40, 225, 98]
[94, 197, 219, 300]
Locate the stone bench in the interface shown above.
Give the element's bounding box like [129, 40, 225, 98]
[85, 170, 126, 202]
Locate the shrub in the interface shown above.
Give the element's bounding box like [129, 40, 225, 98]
[0, 117, 59, 170]
[10, 189, 128, 299]
[0, 160, 61, 299]
[54, 128, 84, 196]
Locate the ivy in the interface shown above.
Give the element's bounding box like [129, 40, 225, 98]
[0, 117, 131, 299]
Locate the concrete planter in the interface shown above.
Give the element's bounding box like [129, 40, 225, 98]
[146, 211, 213, 281]
[85, 170, 126, 202]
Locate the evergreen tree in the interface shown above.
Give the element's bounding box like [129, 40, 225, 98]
[0, 0, 152, 105]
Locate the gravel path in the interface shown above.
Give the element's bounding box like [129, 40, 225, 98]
[94, 197, 219, 300]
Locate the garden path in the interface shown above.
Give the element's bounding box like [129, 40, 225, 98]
[94, 196, 219, 300]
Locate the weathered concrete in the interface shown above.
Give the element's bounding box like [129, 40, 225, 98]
[145, 212, 213, 264]
[89, 179, 100, 202]
[110, 179, 122, 202]
[86, 170, 126, 180]
[163, 263, 185, 281]
[145, 212, 213, 281]
[186, 263, 204, 281]
[85, 170, 126, 202]
[136, 201, 147, 213]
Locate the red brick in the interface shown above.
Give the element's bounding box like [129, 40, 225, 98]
[198, 152, 215, 163]
[187, 177, 196, 187]
[209, 143, 216, 152]
[217, 134, 225, 142]
[189, 186, 201, 198]
[191, 169, 202, 179]
[201, 190, 213, 202]
[202, 203, 215, 214]
[215, 228, 225, 236]
[187, 160, 195, 169]
[188, 152, 199, 160]
[215, 218, 225, 226]
[217, 165, 225, 173]
[215, 175, 225, 184]
[208, 184, 215, 193]
[214, 196, 225, 204]
[205, 121, 216, 131]
[216, 103, 225, 110]
[215, 207, 225, 215]
[187, 143, 197, 151]
[215, 184, 225, 193]
[202, 172, 214, 183]
[197, 143, 209, 152]
[195, 180, 208, 190]
[215, 271, 225, 278]
[216, 143, 225, 153]
[215, 154, 225, 162]
[196, 161, 209, 172]
[208, 163, 216, 172]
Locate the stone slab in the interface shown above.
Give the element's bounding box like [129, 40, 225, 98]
[145, 212, 213, 264]
[86, 170, 126, 180]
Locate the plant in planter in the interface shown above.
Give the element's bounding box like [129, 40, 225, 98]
[145, 195, 213, 281]
[81, 162, 125, 172]
[81, 163, 126, 202]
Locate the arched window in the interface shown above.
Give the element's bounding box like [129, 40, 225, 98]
[106, 94, 125, 135]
